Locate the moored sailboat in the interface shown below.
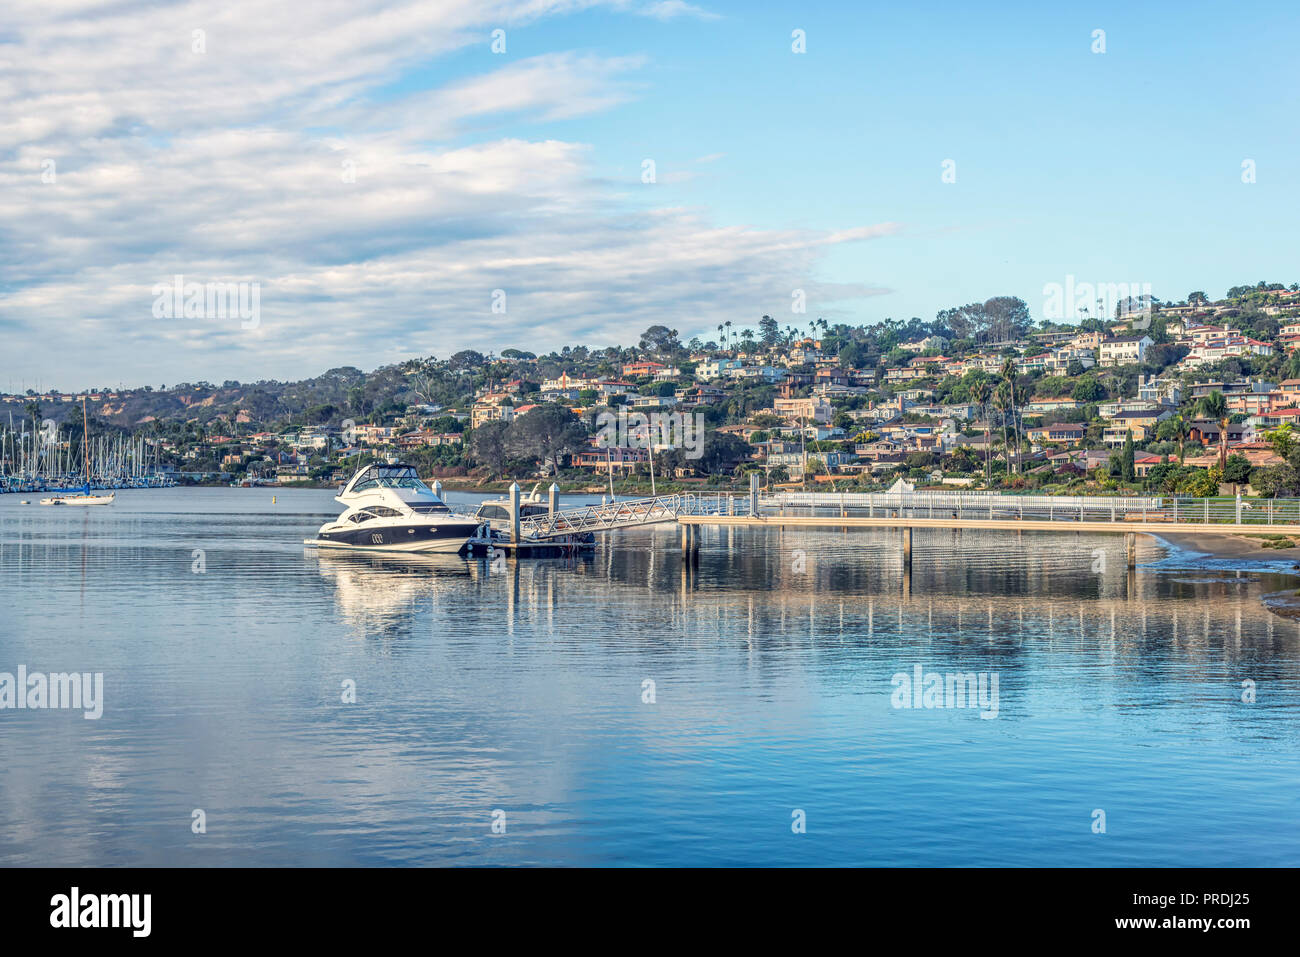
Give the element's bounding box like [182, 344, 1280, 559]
[40, 398, 114, 506]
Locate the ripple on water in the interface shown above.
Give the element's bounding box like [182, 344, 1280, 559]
[1, 490, 1298, 865]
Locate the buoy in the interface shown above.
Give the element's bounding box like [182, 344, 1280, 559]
[272, 495, 277, 504]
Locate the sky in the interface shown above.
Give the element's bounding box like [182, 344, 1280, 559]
[1, 0, 1297, 391]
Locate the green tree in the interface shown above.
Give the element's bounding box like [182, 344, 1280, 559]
[638, 325, 681, 355]
[1072, 376, 1106, 403]
[1198, 390, 1230, 467]
[429, 415, 464, 434]
[993, 383, 1011, 481]
[1222, 453, 1252, 487]
[1179, 469, 1218, 497]
[1121, 430, 1135, 482]
[1000, 358, 1020, 474]
[970, 379, 992, 485]
[1267, 424, 1295, 462]
[467, 420, 511, 477]
[698, 432, 752, 475]
[506, 404, 588, 476]
[1252, 465, 1300, 497]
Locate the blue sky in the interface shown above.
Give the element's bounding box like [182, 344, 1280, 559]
[2, 0, 1296, 390]
[544, 0, 1298, 313]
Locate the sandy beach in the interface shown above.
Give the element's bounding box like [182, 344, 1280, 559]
[1154, 531, 1300, 563]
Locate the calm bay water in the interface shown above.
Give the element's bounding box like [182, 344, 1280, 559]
[1, 487, 1298, 866]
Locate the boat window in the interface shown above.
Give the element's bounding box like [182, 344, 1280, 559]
[348, 510, 378, 524]
[478, 505, 508, 520]
[409, 503, 450, 514]
[521, 505, 549, 516]
[348, 465, 432, 493]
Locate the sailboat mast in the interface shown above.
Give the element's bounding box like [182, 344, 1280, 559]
[82, 396, 90, 485]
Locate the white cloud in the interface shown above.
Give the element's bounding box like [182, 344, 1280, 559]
[637, 1, 720, 21]
[0, 0, 894, 389]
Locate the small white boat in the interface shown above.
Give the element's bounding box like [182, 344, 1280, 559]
[465, 484, 595, 551]
[470, 484, 550, 530]
[40, 398, 115, 506]
[40, 491, 115, 506]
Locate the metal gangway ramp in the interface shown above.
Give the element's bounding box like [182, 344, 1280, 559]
[517, 492, 741, 541]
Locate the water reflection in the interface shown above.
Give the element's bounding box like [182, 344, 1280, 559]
[3, 491, 1299, 866]
[313, 551, 475, 642]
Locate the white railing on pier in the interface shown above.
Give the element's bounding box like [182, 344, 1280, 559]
[508, 490, 1300, 540]
[515, 492, 740, 539]
[763, 491, 1300, 527]
[771, 491, 1160, 511]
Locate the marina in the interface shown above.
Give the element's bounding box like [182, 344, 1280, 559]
[1, 405, 173, 495]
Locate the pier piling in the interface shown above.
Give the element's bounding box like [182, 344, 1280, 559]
[510, 482, 521, 544]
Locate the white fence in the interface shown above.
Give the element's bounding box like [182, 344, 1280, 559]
[502, 490, 1300, 540]
[764, 491, 1300, 526]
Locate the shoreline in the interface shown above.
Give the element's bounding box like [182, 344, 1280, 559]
[1147, 531, 1300, 621]
[1150, 531, 1300, 564]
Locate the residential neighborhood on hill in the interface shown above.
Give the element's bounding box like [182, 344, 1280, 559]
[7, 281, 1300, 496]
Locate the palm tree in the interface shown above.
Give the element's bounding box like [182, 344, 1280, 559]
[993, 383, 1012, 482]
[1172, 414, 1188, 464]
[971, 379, 992, 485]
[1000, 358, 1019, 475]
[716, 324, 725, 351]
[1198, 390, 1230, 468]
[724, 320, 733, 353]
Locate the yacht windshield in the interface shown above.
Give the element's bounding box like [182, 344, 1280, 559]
[349, 465, 433, 493]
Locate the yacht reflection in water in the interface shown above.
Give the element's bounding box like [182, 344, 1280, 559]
[312, 550, 480, 636]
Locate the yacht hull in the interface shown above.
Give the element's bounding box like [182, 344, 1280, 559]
[304, 538, 470, 554]
[306, 521, 477, 554]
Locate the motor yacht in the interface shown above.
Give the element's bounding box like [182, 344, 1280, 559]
[304, 463, 480, 554]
